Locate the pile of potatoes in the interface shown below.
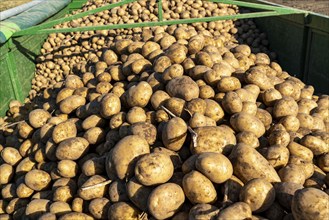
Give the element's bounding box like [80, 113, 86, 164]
[24, 0, 276, 102]
[1, 0, 329, 220]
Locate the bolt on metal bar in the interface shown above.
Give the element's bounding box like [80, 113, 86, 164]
[15, 10, 298, 36]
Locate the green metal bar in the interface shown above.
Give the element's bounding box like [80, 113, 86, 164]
[6, 39, 23, 101]
[158, 0, 163, 22]
[13, 0, 137, 37]
[210, 0, 304, 13]
[14, 11, 302, 36]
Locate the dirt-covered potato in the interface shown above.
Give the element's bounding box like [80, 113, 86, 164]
[273, 97, 299, 118]
[274, 182, 304, 210]
[130, 122, 157, 145]
[191, 126, 236, 155]
[59, 95, 86, 114]
[217, 202, 252, 220]
[236, 131, 259, 148]
[195, 152, 233, 184]
[108, 135, 150, 180]
[52, 120, 77, 144]
[100, 93, 121, 118]
[59, 212, 93, 220]
[108, 202, 140, 220]
[240, 178, 275, 213]
[126, 107, 146, 124]
[78, 175, 108, 200]
[57, 160, 78, 178]
[229, 144, 281, 183]
[0, 164, 13, 185]
[135, 152, 174, 186]
[189, 204, 219, 220]
[88, 198, 110, 219]
[25, 199, 50, 219]
[230, 112, 266, 138]
[49, 201, 71, 216]
[126, 177, 153, 211]
[126, 81, 153, 107]
[222, 91, 243, 114]
[183, 170, 217, 204]
[1, 147, 22, 166]
[151, 90, 170, 110]
[28, 109, 51, 128]
[56, 137, 89, 160]
[166, 76, 200, 101]
[300, 135, 328, 156]
[25, 170, 51, 191]
[148, 183, 185, 219]
[292, 188, 329, 220]
[162, 117, 187, 151]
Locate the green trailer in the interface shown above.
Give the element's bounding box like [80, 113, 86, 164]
[0, 0, 328, 116]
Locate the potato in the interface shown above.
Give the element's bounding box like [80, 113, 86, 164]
[186, 98, 206, 115]
[127, 177, 153, 211]
[196, 52, 213, 67]
[83, 127, 105, 145]
[189, 113, 216, 128]
[52, 120, 77, 144]
[278, 164, 306, 185]
[78, 175, 108, 200]
[162, 117, 187, 151]
[100, 93, 121, 118]
[130, 122, 157, 145]
[18, 122, 34, 139]
[164, 97, 186, 117]
[1, 183, 16, 200]
[148, 183, 185, 219]
[25, 169, 51, 191]
[151, 90, 170, 110]
[126, 107, 146, 124]
[109, 135, 150, 180]
[65, 75, 83, 89]
[39, 213, 56, 220]
[229, 143, 281, 183]
[230, 112, 265, 138]
[300, 135, 328, 156]
[154, 56, 172, 73]
[29, 109, 51, 128]
[199, 85, 215, 99]
[108, 202, 140, 220]
[5, 198, 29, 214]
[165, 44, 187, 64]
[217, 76, 241, 92]
[188, 35, 205, 54]
[162, 64, 184, 82]
[273, 97, 299, 118]
[25, 199, 50, 219]
[222, 91, 243, 114]
[189, 204, 219, 220]
[135, 152, 174, 186]
[204, 99, 225, 122]
[236, 131, 259, 148]
[191, 126, 236, 155]
[56, 137, 89, 160]
[82, 115, 106, 130]
[189, 65, 211, 80]
[57, 160, 78, 178]
[108, 180, 129, 203]
[217, 202, 252, 220]
[49, 201, 71, 216]
[279, 115, 300, 132]
[103, 49, 118, 65]
[166, 76, 200, 101]
[127, 81, 153, 107]
[182, 170, 217, 204]
[245, 67, 273, 90]
[88, 198, 110, 219]
[195, 152, 233, 184]
[260, 145, 289, 169]
[292, 188, 329, 220]
[128, 42, 144, 54]
[274, 182, 303, 210]
[59, 95, 86, 114]
[240, 178, 275, 213]
[16, 182, 34, 198]
[142, 41, 161, 57]
[318, 153, 329, 172]
[0, 164, 13, 185]
[59, 212, 93, 220]
[287, 142, 313, 162]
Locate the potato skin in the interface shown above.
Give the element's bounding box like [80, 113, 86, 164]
[29, 109, 51, 128]
[217, 202, 252, 220]
[25, 170, 51, 191]
[273, 97, 298, 118]
[127, 81, 153, 107]
[135, 152, 174, 186]
[166, 76, 200, 101]
[109, 135, 150, 180]
[229, 144, 281, 183]
[189, 204, 219, 220]
[108, 202, 140, 220]
[100, 93, 121, 118]
[182, 170, 217, 204]
[240, 178, 276, 213]
[300, 135, 328, 156]
[230, 112, 265, 138]
[60, 95, 86, 114]
[195, 152, 233, 184]
[56, 137, 89, 160]
[148, 183, 185, 219]
[292, 188, 329, 220]
[52, 121, 77, 144]
[127, 177, 153, 211]
[190, 126, 236, 155]
[25, 199, 50, 219]
[162, 117, 187, 151]
[274, 182, 303, 210]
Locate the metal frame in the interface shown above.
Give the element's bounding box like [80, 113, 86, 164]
[12, 0, 306, 36]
